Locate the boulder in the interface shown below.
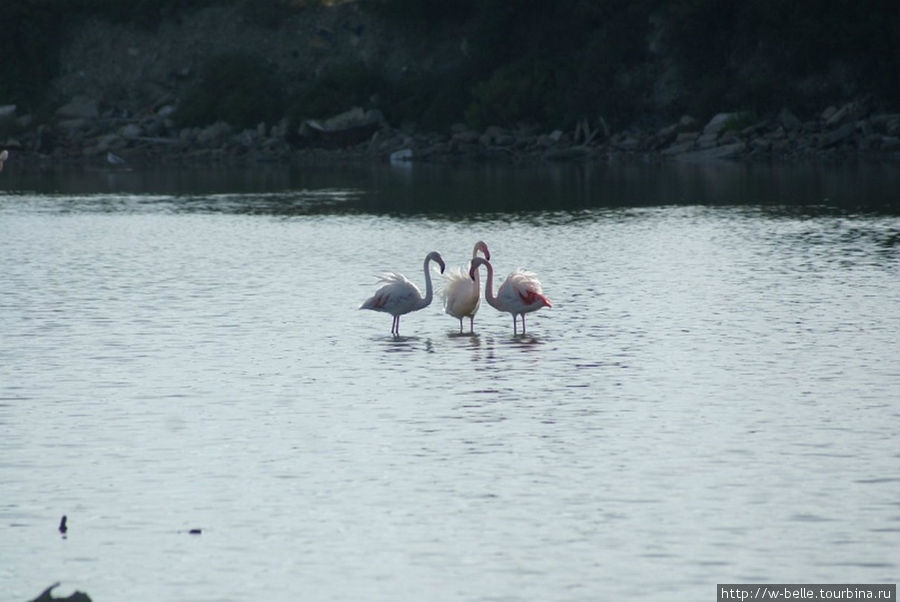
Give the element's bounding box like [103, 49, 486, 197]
[702, 112, 740, 136]
[298, 107, 383, 148]
[55, 97, 99, 120]
[675, 141, 746, 161]
[196, 121, 233, 147]
[818, 122, 855, 148]
[778, 108, 802, 131]
[118, 123, 142, 138]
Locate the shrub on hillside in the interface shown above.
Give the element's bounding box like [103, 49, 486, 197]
[176, 53, 285, 129]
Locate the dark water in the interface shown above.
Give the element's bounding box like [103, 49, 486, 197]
[1, 162, 898, 601]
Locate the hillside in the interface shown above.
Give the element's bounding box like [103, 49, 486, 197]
[1, 0, 899, 165]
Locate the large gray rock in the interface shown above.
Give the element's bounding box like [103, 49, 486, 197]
[818, 123, 855, 147]
[675, 141, 747, 161]
[702, 112, 741, 136]
[56, 97, 99, 120]
[196, 121, 232, 146]
[778, 108, 802, 131]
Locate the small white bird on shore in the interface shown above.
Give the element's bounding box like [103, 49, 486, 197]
[107, 151, 126, 165]
[0, 149, 8, 172]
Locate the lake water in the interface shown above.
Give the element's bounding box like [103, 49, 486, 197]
[1, 161, 898, 601]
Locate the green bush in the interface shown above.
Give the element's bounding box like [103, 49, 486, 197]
[286, 62, 384, 123]
[464, 60, 559, 129]
[0, 0, 64, 109]
[176, 52, 285, 129]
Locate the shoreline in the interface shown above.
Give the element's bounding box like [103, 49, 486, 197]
[2, 100, 899, 173]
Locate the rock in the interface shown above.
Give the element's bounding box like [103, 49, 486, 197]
[877, 136, 900, 151]
[674, 141, 746, 161]
[451, 130, 479, 144]
[196, 121, 232, 147]
[545, 146, 590, 161]
[611, 134, 642, 151]
[661, 132, 698, 155]
[741, 119, 771, 137]
[94, 133, 125, 152]
[679, 115, 699, 130]
[56, 118, 92, 132]
[156, 104, 176, 119]
[661, 140, 696, 156]
[298, 107, 382, 148]
[118, 123, 142, 138]
[55, 97, 99, 120]
[778, 108, 802, 131]
[389, 148, 413, 164]
[750, 138, 771, 152]
[818, 122, 855, 147]
[824, 101, 865, 128]
[3, 136, 23, 150]
[695, 132, 719, 148]
[702, 112, 740, 137]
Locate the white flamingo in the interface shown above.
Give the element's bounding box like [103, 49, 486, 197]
[360, 251, 446, 336]
[0, 149, 8, 172]
[469, 257, 552, 335]
[442, 240, 491, 333]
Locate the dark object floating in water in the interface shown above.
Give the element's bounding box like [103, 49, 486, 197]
[28, 582, 92, 602]
[58, 515, 67, 534]
[188, 528, 202, 535]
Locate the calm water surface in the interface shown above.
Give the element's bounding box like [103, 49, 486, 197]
[1, 163, 898, 601]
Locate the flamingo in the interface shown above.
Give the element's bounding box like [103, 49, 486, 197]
[0, 149, 8, 172]
[360, 251, 446, 336]
[469, 257, 552, 335]
[442, 240, 491, 333]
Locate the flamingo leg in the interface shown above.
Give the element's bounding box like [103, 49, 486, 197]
[458, 318, 464, 334]
[469, 316, 475, 334]
[521, 314, 527, 334]
[512, 314, 518, 336]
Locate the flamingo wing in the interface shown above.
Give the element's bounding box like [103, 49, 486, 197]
[360, 272, 423, 315]
[498, 269, 552, 310]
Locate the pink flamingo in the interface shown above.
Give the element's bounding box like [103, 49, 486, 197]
[442, 240, 491, 333]
[469, 257, 551, 335]
[360, 251, 446, 336]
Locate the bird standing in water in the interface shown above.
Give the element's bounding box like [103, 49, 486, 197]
[469, 257, 551, 335]
[442, 240, 490, 333]
[360, 251, 446, 336]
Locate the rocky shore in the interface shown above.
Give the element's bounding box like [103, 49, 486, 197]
[2, 97, 898, 171]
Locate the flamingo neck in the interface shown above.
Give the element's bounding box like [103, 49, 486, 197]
[469, 259, 481, 289]
[481, 261, 502, 311]
[421, 256, 435, 309]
